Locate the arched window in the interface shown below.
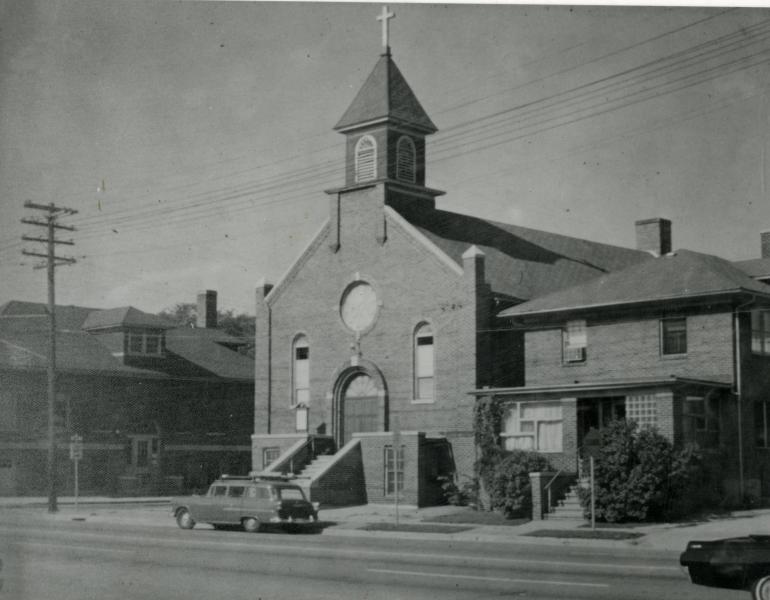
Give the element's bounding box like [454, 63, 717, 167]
[413, 323, 434, 401]
[292, 334, 309, 406]
[396, 136, 416, 183]
[355, 135, 377, 183]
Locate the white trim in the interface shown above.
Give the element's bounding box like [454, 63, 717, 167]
[265, 219, 330, 306]
[383, 206, 463, 276]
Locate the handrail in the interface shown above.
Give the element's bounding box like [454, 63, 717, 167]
[543, 469, 564, 514]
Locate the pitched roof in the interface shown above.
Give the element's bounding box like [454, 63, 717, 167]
[334, 54, 437, 133]
[81, 306, 175, 330]
[0, 301, 253, 380]
[500, 249, 770, 318]
[397, 206, 650, 301]
[734, 257, 770, 280]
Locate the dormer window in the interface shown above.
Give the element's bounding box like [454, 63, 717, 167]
[127, 330, 164, 357]
[396, 136, 416, 183]
[355, 135, 377, 182]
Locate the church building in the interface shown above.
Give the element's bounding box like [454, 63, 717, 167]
[250, 9, 653, 506]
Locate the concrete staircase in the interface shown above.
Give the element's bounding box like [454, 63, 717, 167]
[297, 455, 336, 479]
[546, 480, 587, 520]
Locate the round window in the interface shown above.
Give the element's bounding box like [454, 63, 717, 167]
[340, 282, 378, 332]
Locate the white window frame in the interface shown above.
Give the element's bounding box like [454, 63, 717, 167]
[751, 310, 770, 356]
[501, 401, 563, 452]
[354, 135, 377, 183]
[413, 322, 434, 403]
[384, 444, 405, 497]
[291, 334, 310, 407]
[562, 320, 586, 363]
[396, 136, 416, 183]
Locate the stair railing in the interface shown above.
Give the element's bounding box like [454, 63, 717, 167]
[543, 469, 564, 515]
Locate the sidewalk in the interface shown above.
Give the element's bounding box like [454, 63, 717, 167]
[1, 495, 769, 553]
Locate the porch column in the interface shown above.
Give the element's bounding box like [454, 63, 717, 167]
[561, 398, 578, 471]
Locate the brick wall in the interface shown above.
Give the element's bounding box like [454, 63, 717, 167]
[310, 440, 367, 506]
[259, 183, 483, 486]
[356, 431, 422, 506]
[524, 310, 735, 386]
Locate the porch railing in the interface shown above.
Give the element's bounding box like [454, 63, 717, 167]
[543, 469, 564, 514]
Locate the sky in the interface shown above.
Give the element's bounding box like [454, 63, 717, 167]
[1, 1, 769, 316]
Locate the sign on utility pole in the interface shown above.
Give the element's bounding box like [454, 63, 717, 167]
[69, 435, 83, 511]
[21, 201, 78, 514]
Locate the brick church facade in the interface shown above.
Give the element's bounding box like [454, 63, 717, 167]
[249, 37, 658, 506]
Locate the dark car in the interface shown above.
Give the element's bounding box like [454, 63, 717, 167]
[171, 475, 320, 533]
[680, 535, 770, 599]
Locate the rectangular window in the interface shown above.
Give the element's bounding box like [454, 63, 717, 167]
[293, 345, 310, 406]
[751, 311, 770, 356]
[127, 331, 164, 356]
[384, 445, 405, 496]
[414, 328, 435, 401]
[661, 318, 687, 355]
[228, 486, 245, 498]
[262, 447, 281, 469]
[502, 402, 563, 452]
[211, 485, 227, 497]
[756, 401, 769, 448]
[562, 320, 587, 363]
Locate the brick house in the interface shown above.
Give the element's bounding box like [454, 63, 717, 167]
[0, 292, 253, 496]
[478, 225, 770, 505]
[250, 46, 653, 506]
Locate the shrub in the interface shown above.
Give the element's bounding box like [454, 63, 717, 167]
[439, 475, 480, 508]
[483, 450, 552, 518]
[579, 420, 707, 523]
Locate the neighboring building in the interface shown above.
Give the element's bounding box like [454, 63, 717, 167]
[0, 291, 254, 496]
[483, 239, 770, 503]
[250, 42, 652, 506]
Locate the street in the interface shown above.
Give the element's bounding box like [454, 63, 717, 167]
[0, 513, 748, 600]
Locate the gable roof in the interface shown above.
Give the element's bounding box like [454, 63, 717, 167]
[397, 206, 650, 302]
[334, 53, 437, 133]
[501, 249, 770, 318]
[0, 301, 253, 381]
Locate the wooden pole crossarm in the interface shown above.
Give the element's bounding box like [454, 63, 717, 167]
[21, 218, 77, 231]
[21, 235, 75, 245]
[22, 250, 77, 263]
[24, 200, 79, 215]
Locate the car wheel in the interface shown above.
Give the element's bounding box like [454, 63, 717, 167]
[176, 508, 195, 530]
[753, 576, 770, 600]
[242, 517, 262, 533]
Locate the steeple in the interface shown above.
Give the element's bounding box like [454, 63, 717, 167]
[332, 7, 441, 202]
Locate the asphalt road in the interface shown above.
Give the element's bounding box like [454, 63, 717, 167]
[0, 517, 749, 600]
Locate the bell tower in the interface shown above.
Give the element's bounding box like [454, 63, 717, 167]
[331, 6, 443, 206]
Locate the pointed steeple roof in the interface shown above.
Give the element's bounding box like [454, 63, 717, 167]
[334, 53, 437, 134]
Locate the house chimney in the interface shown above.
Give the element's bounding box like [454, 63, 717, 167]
[196, 290, 217, 328]
[762, 230, 770, 258]
[635, 218, 672, 256]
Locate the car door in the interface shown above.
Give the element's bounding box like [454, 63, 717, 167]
[196, 484, 228, 523]
[223, 485, 246, 524]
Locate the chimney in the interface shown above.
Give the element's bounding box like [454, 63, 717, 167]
[635, 218, 672, 256]
[196, 290, 217, 329]
[762, 230, 770, 259]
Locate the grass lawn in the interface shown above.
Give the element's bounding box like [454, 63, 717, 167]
[525, 529, 645, 540]
[422, 508, 529, 527]
[360, 522, 474, 534]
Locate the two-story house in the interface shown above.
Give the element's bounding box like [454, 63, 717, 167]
[0, 291, 254, 496]
[476, 220, 770, 503]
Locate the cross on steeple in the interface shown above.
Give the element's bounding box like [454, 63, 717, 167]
[377, 5, 395, 54]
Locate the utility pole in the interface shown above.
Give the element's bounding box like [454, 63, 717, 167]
[21, 201, 78, 514]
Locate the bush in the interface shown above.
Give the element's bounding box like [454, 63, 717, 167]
[439, 475, 480, 507]
[482, 450, 551, 518]
[579, 420, 707, 523]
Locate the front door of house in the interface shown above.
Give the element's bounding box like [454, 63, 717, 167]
[341, 373, 381, 445]
[577, 397, 626, 456]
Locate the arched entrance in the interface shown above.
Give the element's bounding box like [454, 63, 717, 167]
[333, 364, 387, 446]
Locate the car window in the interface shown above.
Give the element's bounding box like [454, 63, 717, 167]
[211, 485, 227, 497]
[228, 486, 245, 498]
[275, 486, 306, 501]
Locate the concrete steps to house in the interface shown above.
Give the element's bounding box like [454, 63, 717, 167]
[297, 455, 335, 478]
[546, 484, 587, 520]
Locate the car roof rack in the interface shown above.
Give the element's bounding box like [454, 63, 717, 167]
[254, 472, 297, 481]
[220, 474, 254, 480]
